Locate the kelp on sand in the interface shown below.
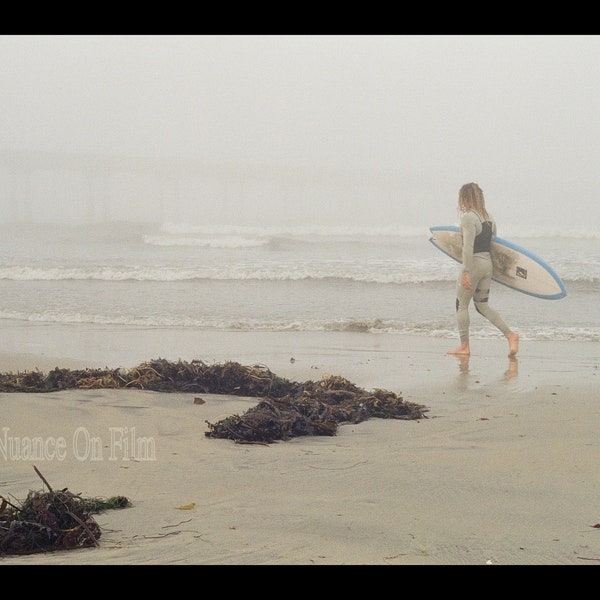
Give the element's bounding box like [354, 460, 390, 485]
[0, 466, 130, 556]
[0, 359, 428, 443]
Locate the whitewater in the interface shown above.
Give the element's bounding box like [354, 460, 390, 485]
[0, 221, 597, 343]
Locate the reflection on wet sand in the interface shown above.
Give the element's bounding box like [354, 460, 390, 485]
[505, 357, 518, 380]
[449, 354, 519, 381]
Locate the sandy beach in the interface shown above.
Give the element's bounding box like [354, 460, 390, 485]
[1, 331, 599, 565]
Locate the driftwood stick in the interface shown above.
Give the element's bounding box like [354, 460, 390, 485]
[0, 496, 20, 512]
[33, 465, 53, 492]
[66, 511, 100, 547]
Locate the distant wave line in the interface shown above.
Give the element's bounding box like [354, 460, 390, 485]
[143, 234, 270, 248]
[0, 309, 597, 341]
[159, 221, 600, 241]
[159, 222, 429, 238]
[0, 265, 594, 284]
[0, 266, 456, 284]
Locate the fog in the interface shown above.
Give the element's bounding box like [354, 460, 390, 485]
[1, 34, 599, 232]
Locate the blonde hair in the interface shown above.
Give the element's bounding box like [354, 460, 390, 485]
[458, 182, 490, 221]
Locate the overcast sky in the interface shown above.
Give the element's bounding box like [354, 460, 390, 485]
[1, 34, 599, 231]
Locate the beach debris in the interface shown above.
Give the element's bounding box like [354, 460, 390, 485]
[0, 359, 294, 395]
[0, 359, 428, 444]
[204, 373, 428, 443]
[175, 502, 196, 510]
[0, 465, 131, 556]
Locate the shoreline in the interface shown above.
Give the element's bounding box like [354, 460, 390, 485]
[0, 325, 596, 389]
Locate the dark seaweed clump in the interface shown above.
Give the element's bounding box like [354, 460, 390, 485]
[204, 373, 427, 443]
[0, 359, 428, 443]
[0, 467, 130, 556]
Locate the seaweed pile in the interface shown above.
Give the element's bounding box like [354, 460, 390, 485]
[0, 359, 428, 443]
[205, 374, 427, 443]
[0, 359, 296, 395]
[0, 466, 130, 556]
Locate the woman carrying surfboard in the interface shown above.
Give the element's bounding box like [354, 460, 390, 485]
[446, 182, 519, 358]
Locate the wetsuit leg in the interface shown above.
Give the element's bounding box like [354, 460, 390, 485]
[472, 267, 511, 337]
[454, 278, 473, 343]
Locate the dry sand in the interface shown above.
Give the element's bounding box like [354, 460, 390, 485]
[1, 333, 599, 565]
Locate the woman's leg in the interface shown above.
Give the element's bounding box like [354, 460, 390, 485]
[473, 272, 519, 357]
[447, 278, 473, 355]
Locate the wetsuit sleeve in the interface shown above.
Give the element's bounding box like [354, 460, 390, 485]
[460, 213, 478, 274]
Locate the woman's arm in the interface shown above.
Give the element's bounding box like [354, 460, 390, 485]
[460, 212, 478, 274]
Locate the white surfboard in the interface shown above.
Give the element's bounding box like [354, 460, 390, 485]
[429, 225, 567, 300]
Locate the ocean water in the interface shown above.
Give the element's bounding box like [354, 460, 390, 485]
[0, 221, 597, 358]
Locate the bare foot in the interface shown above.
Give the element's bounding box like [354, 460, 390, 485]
[507, 332, 519, 357]
[447, 345, 470, 356]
